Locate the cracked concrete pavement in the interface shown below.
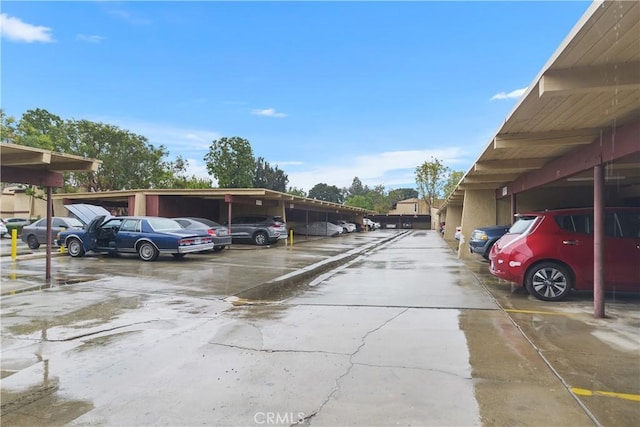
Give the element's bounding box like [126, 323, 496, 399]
[1, 230, 637, 426]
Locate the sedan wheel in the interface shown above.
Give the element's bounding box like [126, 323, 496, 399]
[253, 232, 269, 246]
[26, 235, 40, 249]
[138, 242, 159, 261]
[525, 262, 572, 301]
[67, 238, 85, 257]
[213, 246, 225, 252]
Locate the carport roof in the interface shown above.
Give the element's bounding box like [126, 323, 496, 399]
[1, 143, 101, 187]
[444, 0, 640, 207]
[0, 143, 101, 172]
[53, 188, 373, 214]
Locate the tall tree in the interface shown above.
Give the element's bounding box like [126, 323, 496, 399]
[287, 186, 307, 197]
[388, 188, 419, 204]
[344, 194, 374, 210]
[347, 177, 369, 197]
[16, 108, 65, 150]
[65, 119, 171, 192]
[254, 157, 289, 192]
[308, 183, 343, 204]
[0, 110, 18, 143]
[204, 136, 255, 188]
[163, 156, 213, 189]
[415, 156, 450, 212]
[443, 170, 464, 198]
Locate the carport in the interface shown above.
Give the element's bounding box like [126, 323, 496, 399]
[53, 188, 371, 236]
[0, 143, 100, 280]
[439, 0, 639, 317]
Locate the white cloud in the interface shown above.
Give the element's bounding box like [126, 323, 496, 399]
[0, 13, 54, 43]
[490, 87, 527, 101]
[286, 147, 468, 192]
[251, 108, 287, 118]
[76, 34, 106, 43]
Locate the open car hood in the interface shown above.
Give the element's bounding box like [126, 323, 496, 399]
[63, 203, 111, 225]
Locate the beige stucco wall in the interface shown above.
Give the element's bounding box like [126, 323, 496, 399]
[0, 188, 46, 219]
[443, 205, 462, 240]
[458, 190, 496, 259]
[388, 199, 428, 215]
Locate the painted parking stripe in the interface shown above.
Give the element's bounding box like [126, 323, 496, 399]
[572, 387, 640, 402]
[504, 308, 577, 316]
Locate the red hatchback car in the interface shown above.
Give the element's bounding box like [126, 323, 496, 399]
[489, 207, 640, 301]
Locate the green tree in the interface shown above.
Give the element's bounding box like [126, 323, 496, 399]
[344, 194, 374, 210]
[204, 136, 255, 188]
[367, 184, 391, 213]
[308, 183, 343, 204]
[163, 156, 213, 189]
[347, 177, 369, 197]
[254, 157, 289, 192]
[65, 119, 171, 192]
[443, 170, 464, 198]
[415, 157, 450, 212]
[0, 110, 18, 143]
[287, 186, 307, 197]
[388, 188, 419, 204]
[16, 108, 65, 150]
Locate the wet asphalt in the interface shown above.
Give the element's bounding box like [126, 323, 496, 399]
[0, 230, 638, 426]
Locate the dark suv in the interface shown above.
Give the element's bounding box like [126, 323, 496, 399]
[468, 225, 510, 260]
[229, 215, 288, 246]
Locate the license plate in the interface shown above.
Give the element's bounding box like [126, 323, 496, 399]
[194, 238, 201, 244]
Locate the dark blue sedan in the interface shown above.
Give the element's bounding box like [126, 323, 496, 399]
[468, 225, 511, 260]
[57, 213, 214, 261]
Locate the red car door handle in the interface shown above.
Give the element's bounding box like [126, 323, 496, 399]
[563, 240, 579, 245]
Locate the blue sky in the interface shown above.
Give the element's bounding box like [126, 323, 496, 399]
[1, 1, 592, 192]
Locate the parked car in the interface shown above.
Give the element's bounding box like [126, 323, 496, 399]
[3, 217, 32, 236]
[331, 220, 356, 233]
[228, 215, 288, 246]
[363, 218, 379, 231]
[489, 207, 640, 301]
[21, 216, 84, 249]
[454, 226, 462, 240]
[294, 221, 343, 237]
[56, 204, 214, 261]
[173, 217, 232, 252]
[468, 225, 510, 260]
[0, 219, 7, 238]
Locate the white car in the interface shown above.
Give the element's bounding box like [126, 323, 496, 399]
[294, 221, 343, 237]
[0, 220, 7, 238]
[454, 226, 462, 240]
[363, 218, 379, 230]
[332, 220, 356, 233]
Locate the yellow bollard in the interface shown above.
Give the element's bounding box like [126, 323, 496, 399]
[59, 228, 67, 253]
[11, 228, 17, 260]
[289, 229, 294, 246]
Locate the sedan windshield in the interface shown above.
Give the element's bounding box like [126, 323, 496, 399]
[508, 216, 538, 234]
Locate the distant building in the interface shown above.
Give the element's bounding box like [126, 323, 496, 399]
[387, 198, 428, 215]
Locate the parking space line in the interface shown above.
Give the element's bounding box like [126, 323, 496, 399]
[504, 308, 578, 316]
[572, 387, 640, 402]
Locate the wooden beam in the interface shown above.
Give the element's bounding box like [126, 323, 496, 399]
[475, 158, 548, 172]
[1, 166, 63, 187]
[539, 61, 640, 97]
[1, 151, 51, 166]
[463, 173, 518, 183]
[493, 128, 599, 149]
[498, 121, 640, 198]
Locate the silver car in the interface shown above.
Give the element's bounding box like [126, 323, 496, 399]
[21, 217, 84, 249]
[229, 215, 288, 246]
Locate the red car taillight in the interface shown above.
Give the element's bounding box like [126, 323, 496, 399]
[208, 229, 217, 237]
